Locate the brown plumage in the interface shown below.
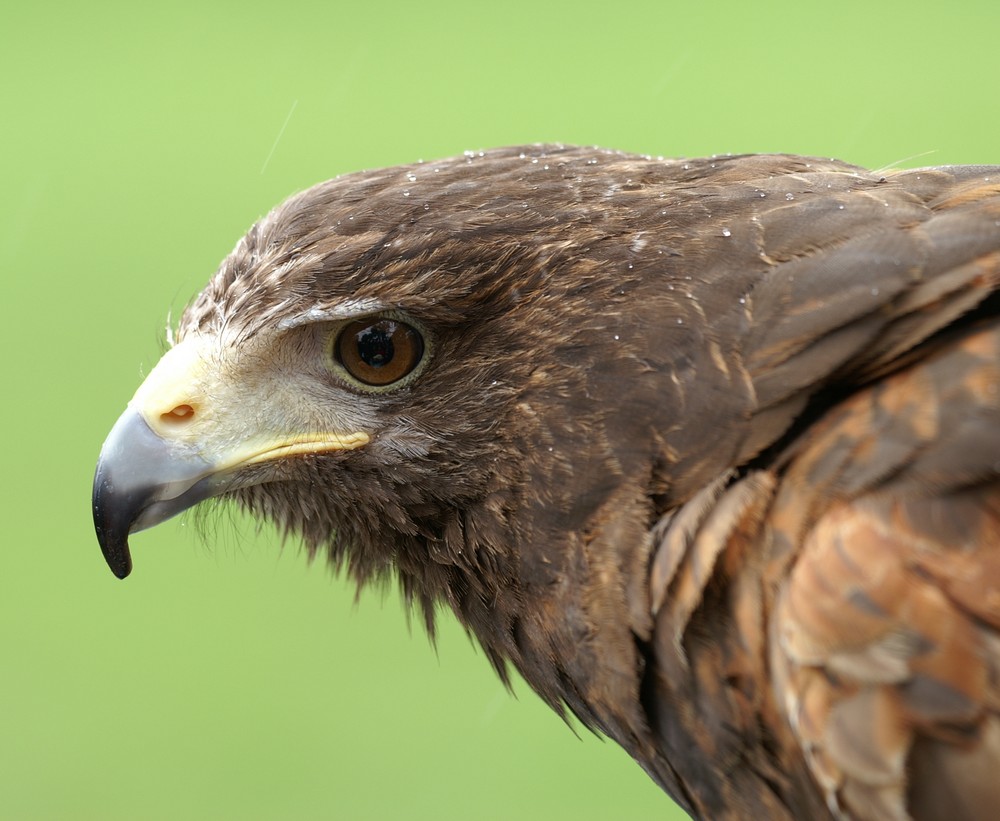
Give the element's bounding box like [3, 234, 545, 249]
[93, 145, 1000, 819]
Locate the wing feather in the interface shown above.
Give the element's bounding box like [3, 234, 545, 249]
[770, 323, 1000, 820]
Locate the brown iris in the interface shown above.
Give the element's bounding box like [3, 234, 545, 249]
[334, 318, 424, 387]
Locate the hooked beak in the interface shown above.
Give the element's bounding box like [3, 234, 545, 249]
[92, 335, 369, 579]
[92, 409, 225, 579]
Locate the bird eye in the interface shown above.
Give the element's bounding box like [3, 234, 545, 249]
[334, 317, 425, 388]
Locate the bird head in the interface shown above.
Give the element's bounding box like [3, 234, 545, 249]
[93, 147, 714, 623]
[93, 144, 825, 751]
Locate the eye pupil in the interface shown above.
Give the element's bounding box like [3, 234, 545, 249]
[335, 317, 425, 388]
[356, 326, 395, 368]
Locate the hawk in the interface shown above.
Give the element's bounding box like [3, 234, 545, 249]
[93, 145, 1000, 820]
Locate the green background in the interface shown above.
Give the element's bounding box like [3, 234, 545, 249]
[3, 1, 998, 818]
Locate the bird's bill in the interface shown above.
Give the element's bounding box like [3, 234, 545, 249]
[92, 409, 223, 579]
[92, 336, 369, 579]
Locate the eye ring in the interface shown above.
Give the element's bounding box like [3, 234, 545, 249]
[330, 314, 427, 390]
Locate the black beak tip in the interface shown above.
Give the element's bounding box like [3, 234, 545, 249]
[93, 499, 134, 579]
[104, 540, 133, 579]
[92, 469, 135, 580]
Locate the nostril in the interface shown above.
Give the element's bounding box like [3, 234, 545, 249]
[160, 404, 196, 425]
